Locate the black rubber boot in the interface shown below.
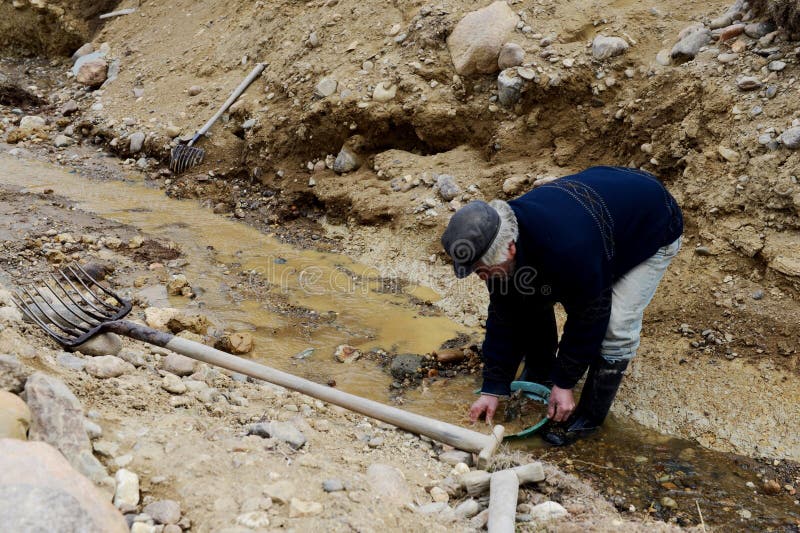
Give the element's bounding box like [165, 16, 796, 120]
[542, 358, 629, 446]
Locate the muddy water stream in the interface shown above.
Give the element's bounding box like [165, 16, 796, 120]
[2, 154, 798, 531]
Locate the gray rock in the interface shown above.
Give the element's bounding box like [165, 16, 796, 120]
[22, 373, 110, 486]
[61, 100, 79, 116]
[333, 146, 361, 174]
[54, 135, 71, 148]
[71, 51, 105, 77]
[367, 463, 413, 506]
[758, 133, 773, 145]
[455, 498, 480, 518]
[56, 352, 85, 371]
[436, 175, 461, 201]
[717, 52, 738, 63]
[84, 419, 102, 440]
[322, 479, 344, 492]
[438, 450, 473, 466]
[188, 85, 203, 96]
[591, 35, 629, 60]
[248, 421, 306, 449]
[314, 77, 338, 98]
[737, 76, 762, 91]
[117, 348, 147, 368]
[766, 85, 778, 99]
[0, 440, 127, 532]
[71, 43, 94, 63]
[497, 68, 523, 107]
[114, 469, 139, 512]
[143, 500, 181, 525]
[0, 354, 28, 393]
[162, 353, 196, 376]
[390, 354, 422, 379]
[498, 42, 524, 69]
[768, 60, 786, 71]
[780, 127, 800, 149]
[85, 356, 134, 379]
[745, 21, 776, 39]
[104, 59, 120, 85]
[76, 332, 122, 357]
[129, 132, 146, 154]
[671, 26, 711, 62]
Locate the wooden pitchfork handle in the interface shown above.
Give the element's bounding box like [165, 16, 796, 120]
[105, 320, 505, 465]
[188, 62, 266, 147]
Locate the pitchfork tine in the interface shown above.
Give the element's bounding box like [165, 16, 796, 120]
[29, 285, 90, 333]
[57, 268, 113, 319]
[65, 264, 117, 312]
[20, 287, 86, 337]
[51, 272, 108, 322]
[41, 279, 97, 329]
[12, 292, 73, 344]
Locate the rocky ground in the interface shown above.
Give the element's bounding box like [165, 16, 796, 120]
[0, 183, 688, 531]
[1, 0, 800, 530]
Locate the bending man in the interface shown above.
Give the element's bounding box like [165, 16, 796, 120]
[441, 166, 683, 445]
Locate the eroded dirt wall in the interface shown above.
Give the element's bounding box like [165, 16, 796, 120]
[0, 0, 119, 56]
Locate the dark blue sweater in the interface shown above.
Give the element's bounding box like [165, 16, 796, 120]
[481, 166, 683, 395]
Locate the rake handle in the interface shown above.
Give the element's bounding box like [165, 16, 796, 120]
[191, 63, 266, 146]
[106, 320, 504, 462]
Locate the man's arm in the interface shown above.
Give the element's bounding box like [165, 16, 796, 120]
[480, 296, 525, 396]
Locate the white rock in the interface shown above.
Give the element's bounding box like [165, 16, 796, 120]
[19, 116, 46, 132]
[161, 373, 186, 394]
[498, 42, 524, 69]
[530, 501, 568, 522]
[314, 77, 338, 98]
[592, 35, 629, 60]
[113, 469, 139, 512]
[372, 82, 397, 102]
[289, 498, 323, 517]
[84, 356, 134, 379]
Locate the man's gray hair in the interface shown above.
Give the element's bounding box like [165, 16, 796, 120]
[480, 200, 519, 266]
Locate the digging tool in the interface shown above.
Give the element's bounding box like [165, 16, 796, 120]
[13, 263, 505, 465]
[169, 63, 266, 174]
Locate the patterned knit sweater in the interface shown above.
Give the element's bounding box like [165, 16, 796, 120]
[481, 166, 684, 395]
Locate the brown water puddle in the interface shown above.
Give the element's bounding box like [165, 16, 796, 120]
[1, 153, 798, 531]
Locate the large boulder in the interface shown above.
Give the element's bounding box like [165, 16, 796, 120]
[22, 373, 111, 487]
[447, 1, 520, 75]
[0, 439, 127, 532]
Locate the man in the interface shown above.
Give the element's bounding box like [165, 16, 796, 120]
[441, 166, 683, 445]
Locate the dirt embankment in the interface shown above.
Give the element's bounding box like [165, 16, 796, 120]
[0, 0, 119, 56]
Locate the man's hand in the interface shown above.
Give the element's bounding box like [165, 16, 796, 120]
[469, 394, 500, 424]
[547, 386, 575, 422]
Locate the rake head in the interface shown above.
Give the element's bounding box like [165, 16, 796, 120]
[169, 144, 205, 174]
[12, 263, 132, 349]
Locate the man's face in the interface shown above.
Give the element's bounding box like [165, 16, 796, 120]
[473, 241, 517, 281]
[474, 258, 515, 281]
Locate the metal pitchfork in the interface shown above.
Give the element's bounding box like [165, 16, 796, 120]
[169, 63, 266, 174]
[13, 263, 505, 465]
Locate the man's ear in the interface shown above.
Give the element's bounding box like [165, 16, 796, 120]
[508, 241, 516, 260]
